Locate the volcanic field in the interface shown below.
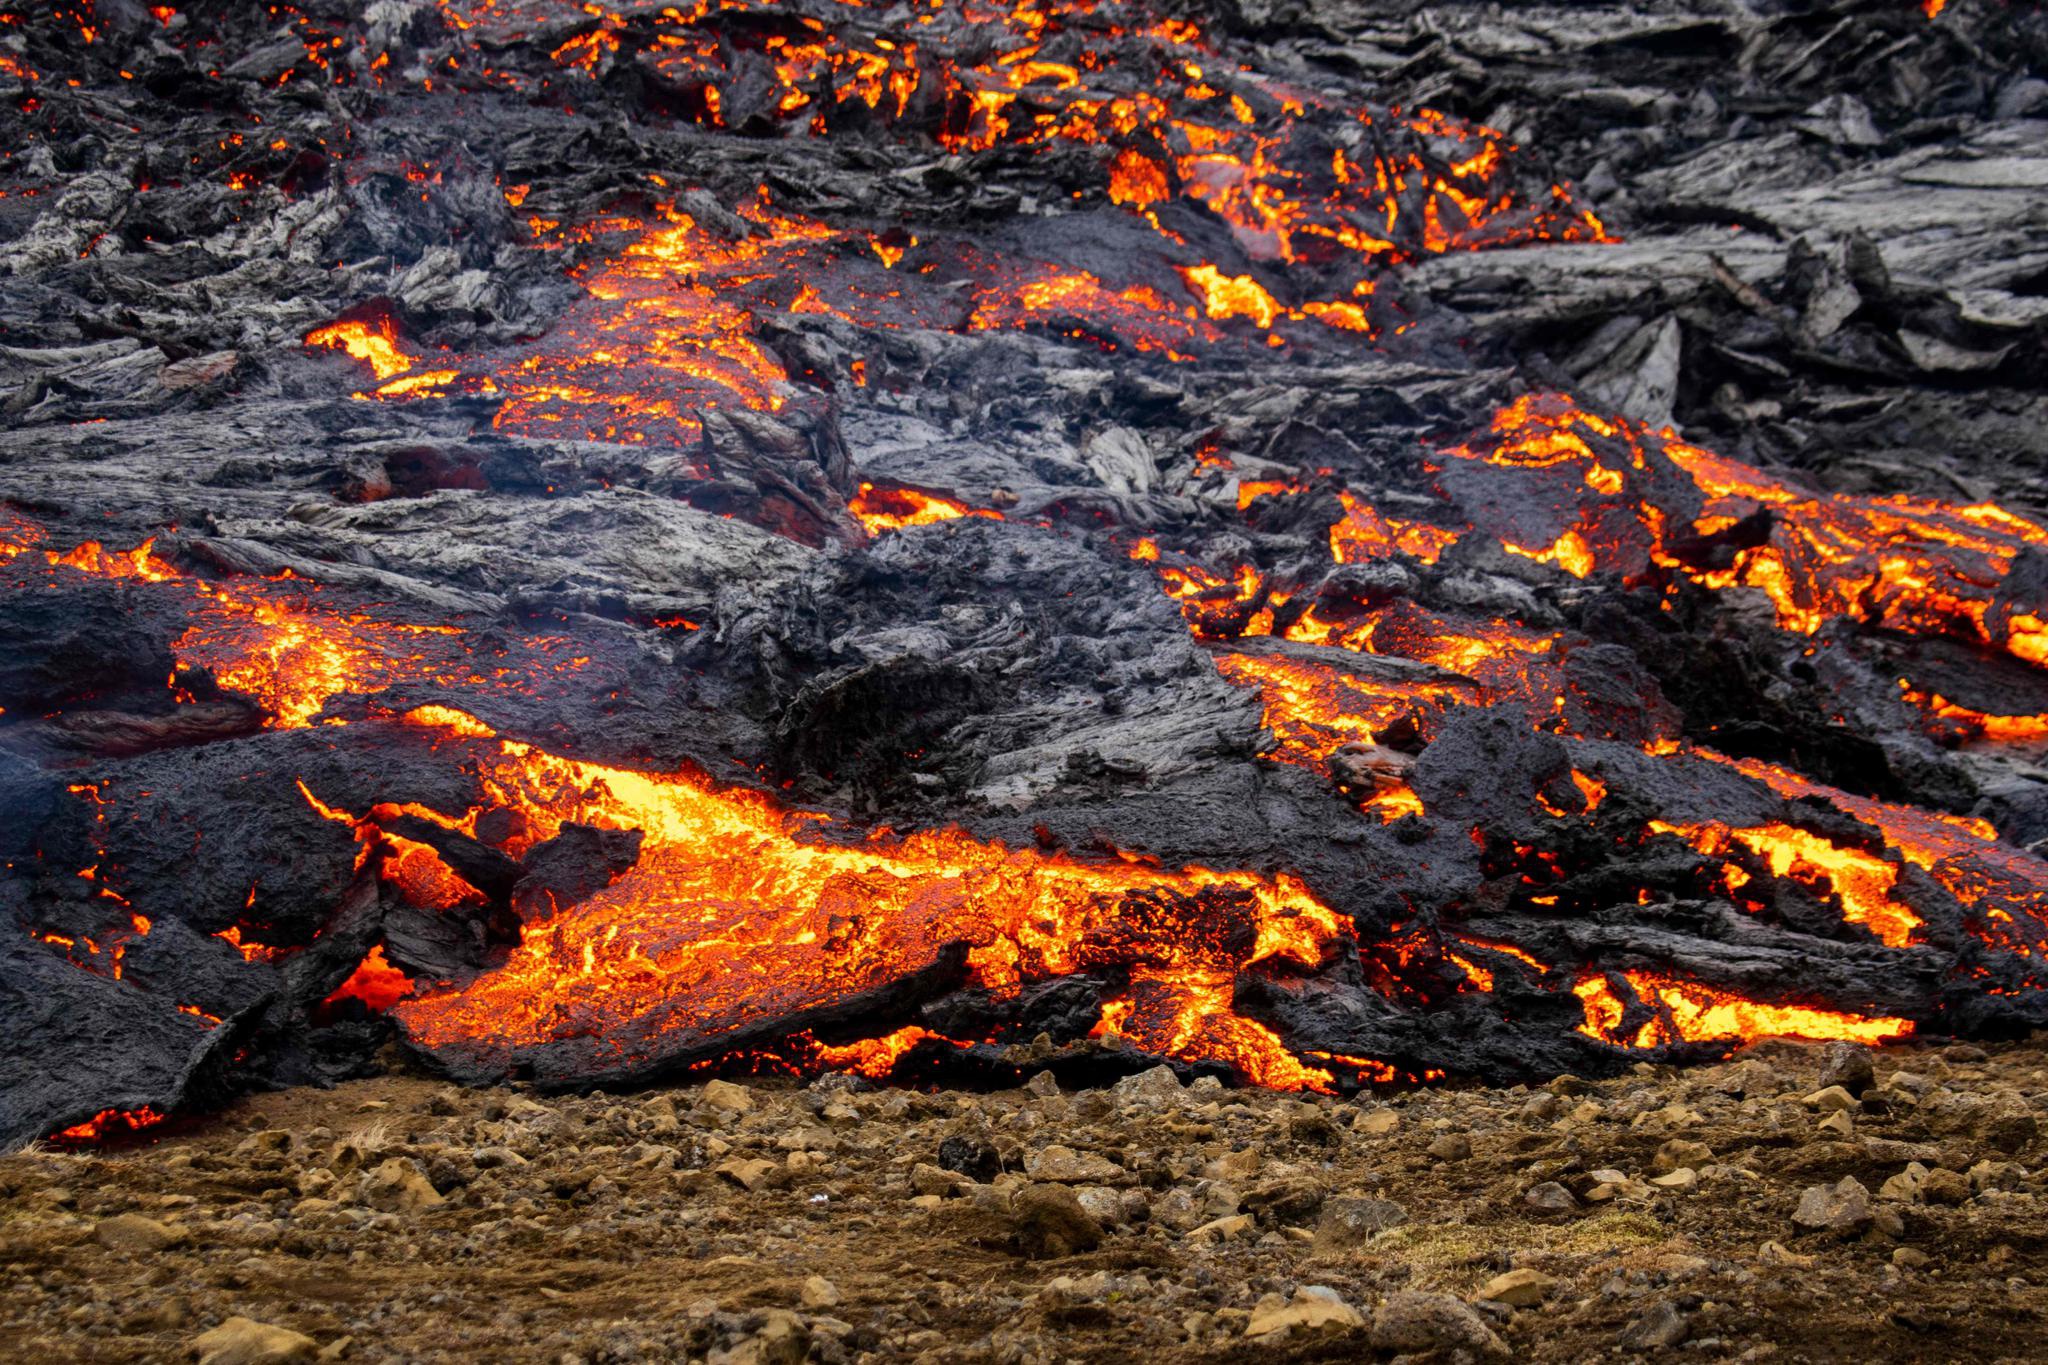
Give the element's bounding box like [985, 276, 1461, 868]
[2, 0, 2046, 1359]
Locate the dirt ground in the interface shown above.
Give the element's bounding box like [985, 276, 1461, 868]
[1, 1036, 2042, 1364]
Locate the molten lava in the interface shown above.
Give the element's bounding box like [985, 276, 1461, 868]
[323, 944, 415, 1012]
[23, 362, 2048, 1107]
[11, 0, 2043, 1160]
[306, 314, 416, 381]
[4, 521, 590, 731]
[311, 0, 1624, 436]
[1213, 652, 1470, 776]
[807, 1025, 964, 1080]
[1647, 820, 1923, 949]
[52, 1106, 168, 1144]
[1575, 970, 1911, 1051]
[1128, 396, 2048, 1055]
[487, 196, 832, 443]
[374, 707, 1351, 1089]
[427, 0, 1607, 280]
[1442, 395, 2048, 689]
[1708, 750, 2048, 975]
[849, 483, 1004, 536]
[1329, 491, 1461, 566]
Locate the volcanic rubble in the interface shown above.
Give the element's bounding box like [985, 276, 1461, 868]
[1, 1041, 2044, 1361]
[1, 0, 2047, 1353]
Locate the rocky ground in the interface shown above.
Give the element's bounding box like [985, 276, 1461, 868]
[1, 1036, 2042, 1364]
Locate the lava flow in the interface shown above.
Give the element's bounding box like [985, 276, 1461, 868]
[1574, 971, 1911, 1050]
[427, 0, 1609, 274]
[5, 0, 2045, 1154]
[848, 482, 1005, 537]
[313, 163, 1563, 448]
[372, 707, 1351, 1090]
[307, 0, 1619, 445]
[1129, 395, 2048, 1049]
[6, 513, 1367, 1091]
[1440, 396, 2048, 680]
[1, 517, 592, 730]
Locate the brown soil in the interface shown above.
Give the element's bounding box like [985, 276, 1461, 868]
[2, 1037, 2043, 1363]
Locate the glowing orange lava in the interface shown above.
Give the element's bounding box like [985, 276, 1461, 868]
[1131, 397, 2048, 1053]
[809, 1025, 963, 1079]
[849, 483, 1003, 536]
[1445, 396, 2048, 687]
[1575, 970, 1911, 1050]
[1703, 750, 2048, 969]
[312, 1, 1625, 430]
[54, 1106, 167, 1143]
[1648, 820, 1922, 948]
[324, 945, 415, 1012]
[359, 706, 1348, 1087]
[1899, 685, 2048, 744]
[306, 315, 416, 381]
[490, 196, 833, 442]
[1213, 652, 1470, 775]
[432, 0, 1610, 277]
[963, 261, 1204, 356]
[7, 524, 588, 731]
[1329, 492, 1461, 566]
